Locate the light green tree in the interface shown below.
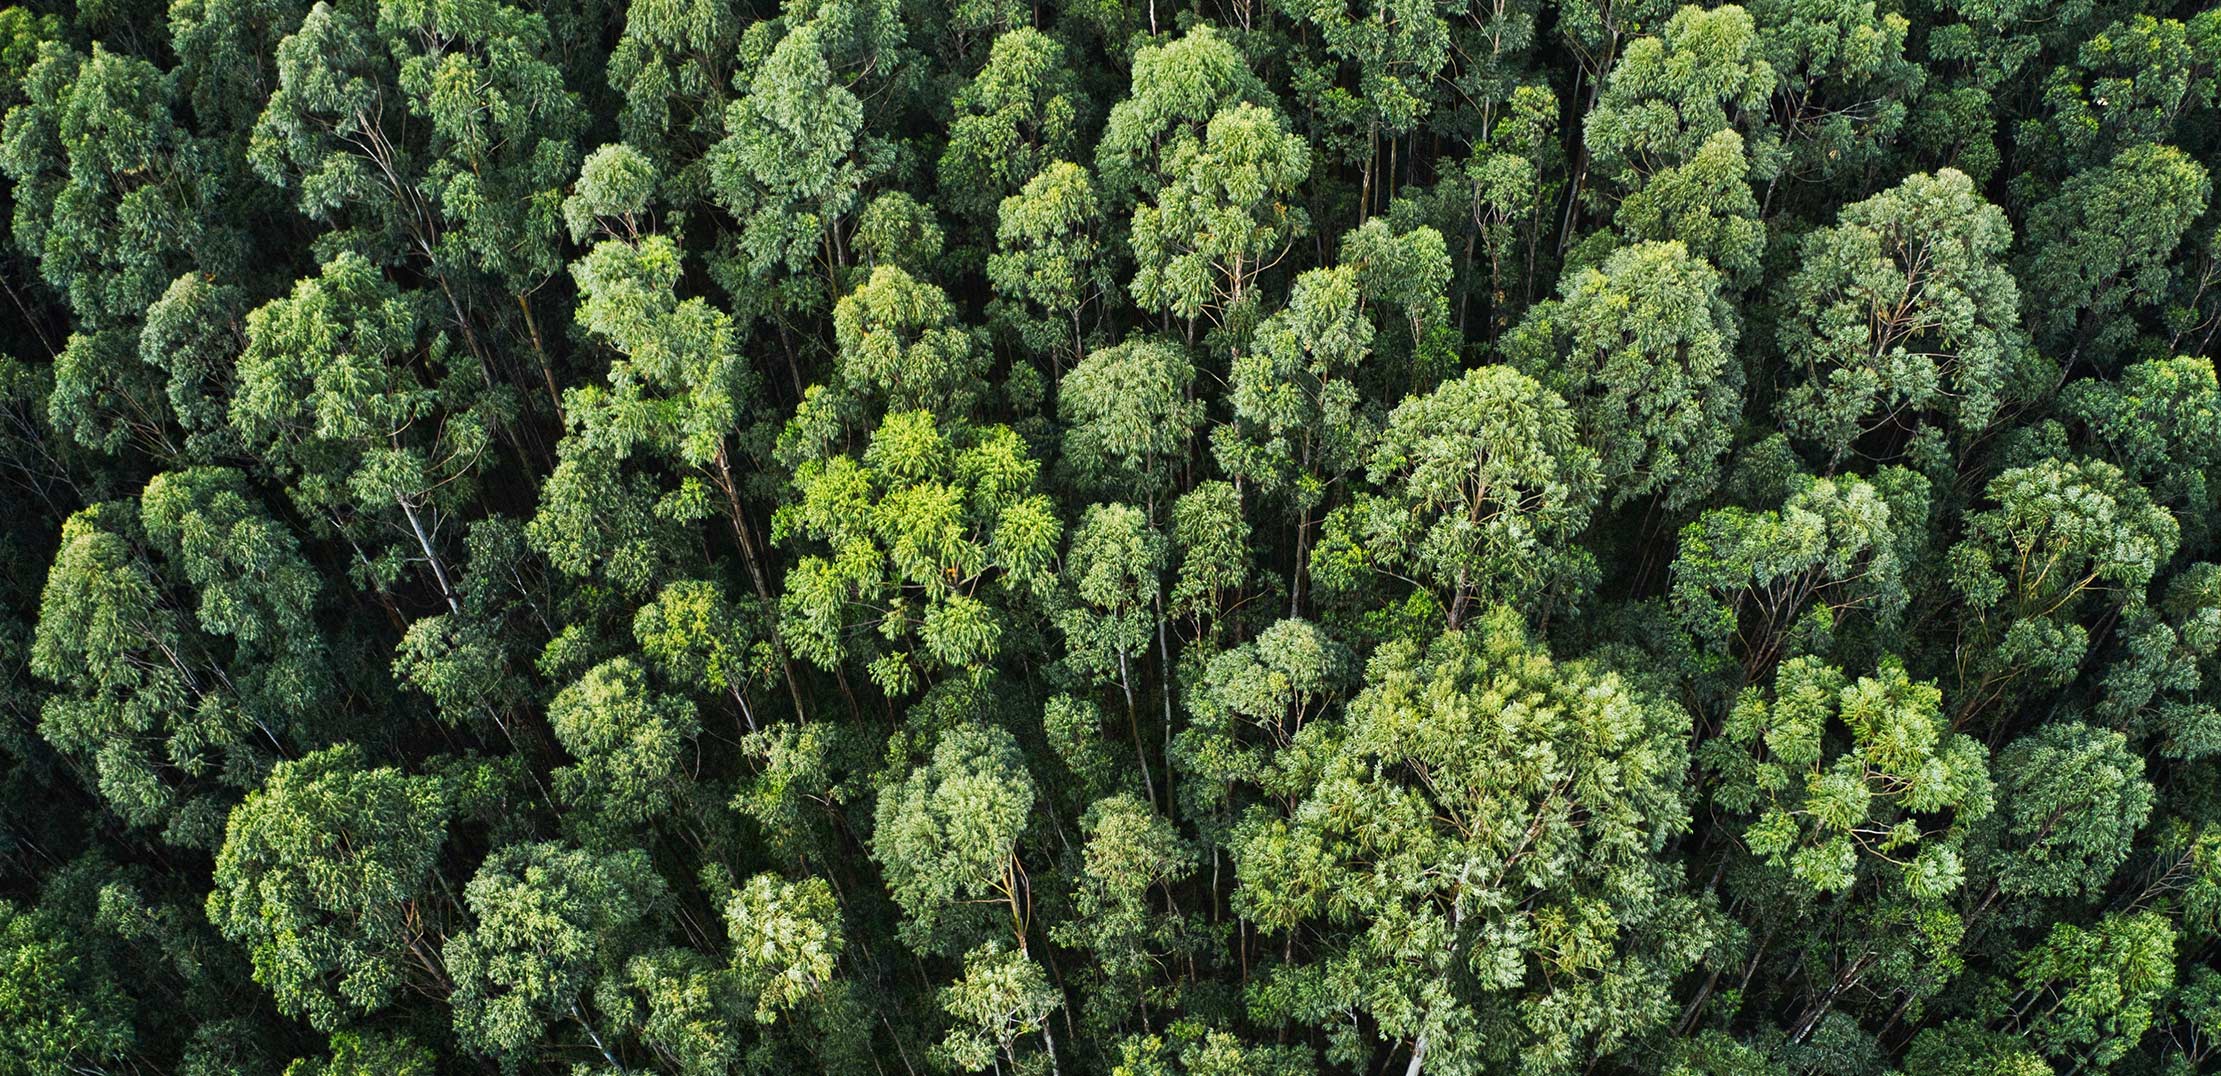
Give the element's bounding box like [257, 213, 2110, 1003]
[206, 745, 450, 1031]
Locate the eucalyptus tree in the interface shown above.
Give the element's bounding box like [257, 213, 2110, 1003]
[707, 17, 888, 318]
[1232, 610, 1711, 1076]
[775, 410, 1061, 698]
[990, 161, 1112, 376]
[1129, 102, 1312, 335]
[1947, 457, 2178, 724]
[872, 723, 1038, 956]
[937, 28, 1087, 226]
[205, 745, 452, 1031]
[31, 473, 329, 843]
[1773, 169, 2024, 463]
[1315, 365, 1601, 627]
[1671, 470, 1918, 687]
[0, 42, 226, 456]
[445, 841, 668, 1069]
[2022, 143, 2211, 368]
[250, 0, 585, 406]
[233, 253, 506, 614]
[1582, 5, 1777, 230]
[1507, 239, 1740, 510]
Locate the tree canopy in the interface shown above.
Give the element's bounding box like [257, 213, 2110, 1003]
[3, 1, 2220, 1074]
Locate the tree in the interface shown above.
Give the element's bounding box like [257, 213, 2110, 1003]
[536, 229, 782, 642]
[2006, 911, 2177, 1067]
[445, 841, 667, 1067]
[633, 578, 774, 732]
[989, 161, 1111, 374]
[1094, 25, 1268, 206]
[1506, 239, 1741, 509]
[1947, 457, 2178, 722]
[2098, 562, 2221, 761]
[1583, 5, 1778, 207]
[1773, 169, 2024, 462]
[0, 42, 225, 455]
[1439, 83, 1562, 341]
[1705, 656, 1992, 899]
[1053, 793, 1196, 1032]
[250, 0, 584, 404]
[1212, 262, 1378, 614]
[1167, 481, 1253, 646]
[871, 724, 1036, 954]
[1316, 365, 1601, 626]
[604, 0, 743, 154]
[707, 18, 887, 313]
[1272, 0, 1451, 221]
[1981, 722, 2155, 905]
[2063, 356, 2221, 551]
[935, 941, 1063, 1076]
[1058, 339, 1202, 505]
[2021, 142, 2211, 367]
[31, 480, 328, 842]
[1337, 218, 1455, 395]
[937, 28, 1086, 224]
[1129, 103, 1311, 331]
[829, 265, 986, 417]
[2020, 13, 2221, 178]
[1746, 0, 1922, 198]
[1609, 129, 1766, 285]
[1671, 470, 1917, 686]
[0, 899, 135, 1076]
[234, 253, 505, 613]
[1170, 617, 1351, 834]
[284, 1032, 438, 1076]
[1232, 609, 1711, 1075]
[775, 410, 1060, 697]
[724, 872, 842, 1022]
[547, 658, 701, 839]
[1057, 503, 1168, 803]
[206, 745, 450, 1031]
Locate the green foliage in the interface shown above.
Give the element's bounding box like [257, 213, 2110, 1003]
[990, 160, 1110, 371]
[1948, 458, 2178, 720]
[1319, 365, 1601, 624]
[2022, 143, 2212, 366]
[938, 28, 1085, 224]
[1234, 610, 1709, 1075]
[445, 841, 666, 1065]
[547, 657, 700, 838]
[872, 723, 1035, 953]
[1508, 238, 1740, 508]
[206, 745, 449, 1030]
[1707, 657, 1992, 899]
[1983, 722, 2154, 903]
[1774, 169, 2024, 461]
[1129, 102, 1311, 328]
[1672, 470, 1915, 683]
[1058, 340, 1201, 503]
[1585, 4, 1778, 199]
[8, 3, 2221, 1073]
[724, 872, 841, 1021]
[776, 410, 1058, 694]
[0, 899, 134, 1076]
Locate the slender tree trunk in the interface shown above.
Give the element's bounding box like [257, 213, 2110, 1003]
[398, 496, 462, 615]
[1155, 593, 1176, 811]
[715, 445, 810, 722]
[1118, 651, 1159, 806]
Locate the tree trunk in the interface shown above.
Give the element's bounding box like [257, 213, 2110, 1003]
[398, 496, 462, 615]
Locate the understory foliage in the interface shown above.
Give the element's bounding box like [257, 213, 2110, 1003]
[4, 0, 2221, 1073]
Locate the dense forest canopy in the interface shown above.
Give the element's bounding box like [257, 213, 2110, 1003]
[1, 0, 2219, 1072]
